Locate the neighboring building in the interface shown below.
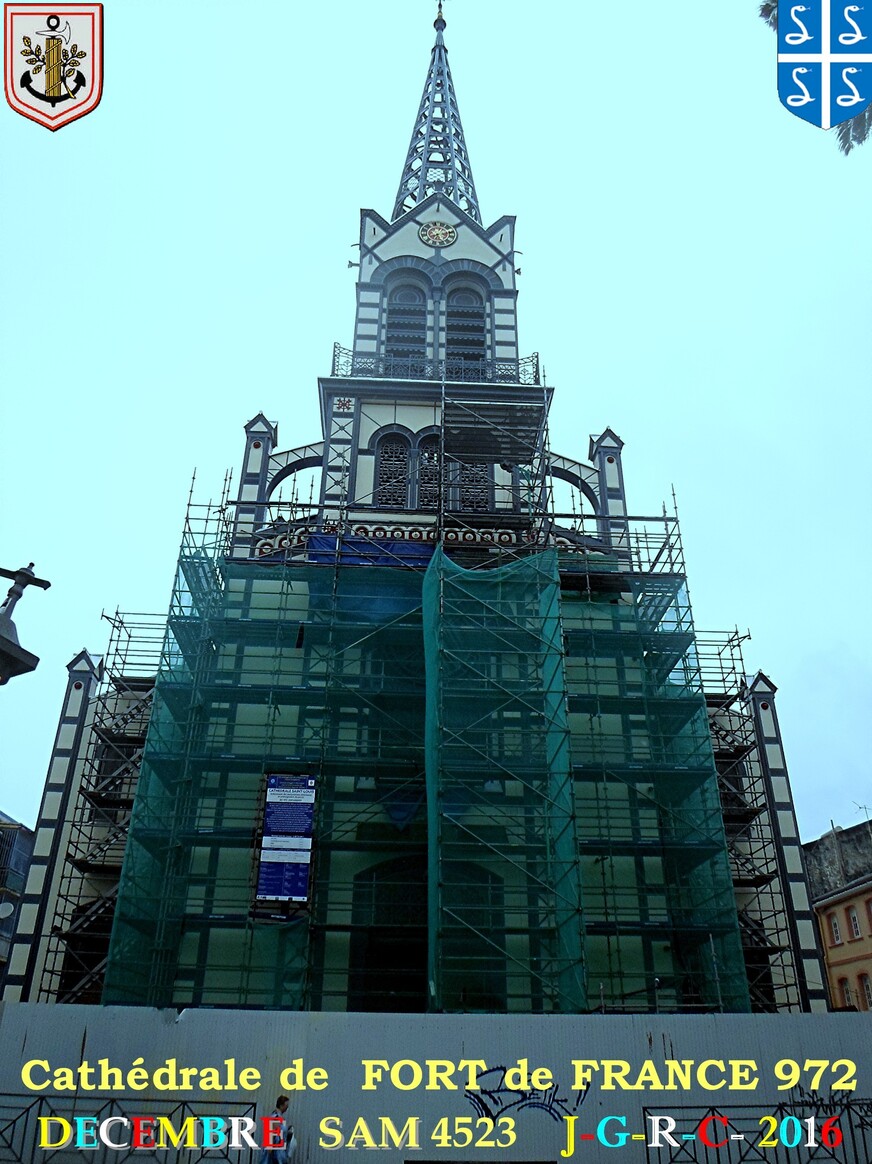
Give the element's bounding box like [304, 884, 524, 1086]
[803, 820, 872, 1012]
[3, 8, 827, 1016]
[0, 811, 34, 983]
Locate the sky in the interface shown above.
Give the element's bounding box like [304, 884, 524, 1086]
[1, 0, 870, 838]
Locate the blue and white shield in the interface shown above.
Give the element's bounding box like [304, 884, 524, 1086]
[778, 2, 872, 127]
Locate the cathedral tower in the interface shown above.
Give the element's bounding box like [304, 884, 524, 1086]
[5, 8, 826, 1017]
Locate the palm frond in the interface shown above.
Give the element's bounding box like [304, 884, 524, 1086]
[836, 104, 872, 153]
[759, 1, 777, 30]
[836, 120, 854, 153]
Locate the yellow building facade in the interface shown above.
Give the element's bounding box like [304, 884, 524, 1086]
[804, 823, 872, 1011]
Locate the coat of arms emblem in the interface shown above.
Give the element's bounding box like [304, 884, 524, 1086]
[4, 4, 102, 130]
[778, 1, 872, 127]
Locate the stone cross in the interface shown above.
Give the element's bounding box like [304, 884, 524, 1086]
[0, 563, 51, 619]
[0, 563, 51, 684]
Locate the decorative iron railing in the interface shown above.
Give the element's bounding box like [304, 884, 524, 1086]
[331, 344, 540, 385]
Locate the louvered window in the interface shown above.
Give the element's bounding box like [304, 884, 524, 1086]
[385, 285, 427, 360]
[445, 288, 486, 367]
[375, 437, 410, 507]
[417, 436, 440, 509]
[458, 462, 490, 510]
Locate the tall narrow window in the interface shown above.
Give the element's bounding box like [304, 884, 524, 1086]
[861, 974, 872, 1010]
[445, 288, 486, 374]
[839, 977, 853, 1008]
[385, 285, 427, 362]
[445, 459, 491, 512]
[375, 436, 410, 508]
[848, 907, 861, 939]
[349, 856, 428, 1012]
[829, 913, 842, 945]
[458, 462, 490, 510]
[417, 435, 440, 509]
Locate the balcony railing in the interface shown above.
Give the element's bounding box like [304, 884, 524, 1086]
[331, 344, 540, 385]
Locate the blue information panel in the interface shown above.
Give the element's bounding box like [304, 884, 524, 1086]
[256, 775, 316, 903]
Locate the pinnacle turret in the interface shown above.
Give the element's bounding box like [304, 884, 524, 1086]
[392, 4, 481, 224]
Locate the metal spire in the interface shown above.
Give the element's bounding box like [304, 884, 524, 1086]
[392, 3, 482, 224]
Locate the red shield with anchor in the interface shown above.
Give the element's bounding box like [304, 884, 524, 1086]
[4, 4, 102, 130]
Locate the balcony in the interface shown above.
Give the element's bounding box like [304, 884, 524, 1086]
[331, 344, 540, 385]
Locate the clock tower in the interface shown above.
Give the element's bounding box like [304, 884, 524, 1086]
[6, 4, 827, 1020]
[241, 7, 585, 566]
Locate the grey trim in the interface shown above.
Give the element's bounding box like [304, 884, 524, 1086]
[16, 656, 99, 1001]
[748, 683, 825, 1012]
[368, 255, 505, 293]
[549, 464, 600, 515]
[366, 423, 417, 453]
[266, 454, 324, 502]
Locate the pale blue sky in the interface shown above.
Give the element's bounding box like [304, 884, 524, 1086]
[1, 1, 870, 837]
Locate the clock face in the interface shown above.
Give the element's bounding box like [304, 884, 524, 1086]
[419, 221, 457, 247]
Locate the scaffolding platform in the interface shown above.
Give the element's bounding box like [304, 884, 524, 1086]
[99, 374, 750, 1016]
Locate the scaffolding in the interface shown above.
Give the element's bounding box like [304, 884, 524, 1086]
[697, 631, 804, 1012]
[423, 547, 585, 1012]
[39, 612, 163, 1003]
[102, 378, 749, 1014]
[105, 502, 435, 1010]
[555, 524, 749, 1013]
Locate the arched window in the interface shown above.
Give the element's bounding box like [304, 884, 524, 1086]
[440, 861, 506, 1011]
[349, 856, 428, 1012]
[839, 978, 853, 1008]
[385, 284, 427, 361]
[417, 435, 440, 509]
[375, 434, 410, 508]
[847, 906, 861, 938]
[445, 287, 486, 369]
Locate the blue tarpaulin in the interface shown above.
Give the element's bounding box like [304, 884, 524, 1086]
[307, 535, 435, 568]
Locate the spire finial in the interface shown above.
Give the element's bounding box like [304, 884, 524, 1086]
[392, 0, 481, 223]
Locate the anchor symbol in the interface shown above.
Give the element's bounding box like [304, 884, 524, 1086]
[21, 69, 86, 106]
[19, 14, 86, 106]
[38, 13, 72, 43]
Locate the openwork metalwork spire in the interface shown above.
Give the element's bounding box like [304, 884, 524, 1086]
[392, 3, 482, 223]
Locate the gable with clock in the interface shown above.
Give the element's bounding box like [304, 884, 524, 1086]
[236, 6, 613, 549]
[419, 221, 457, 247]
[349, 197, 520, 370]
